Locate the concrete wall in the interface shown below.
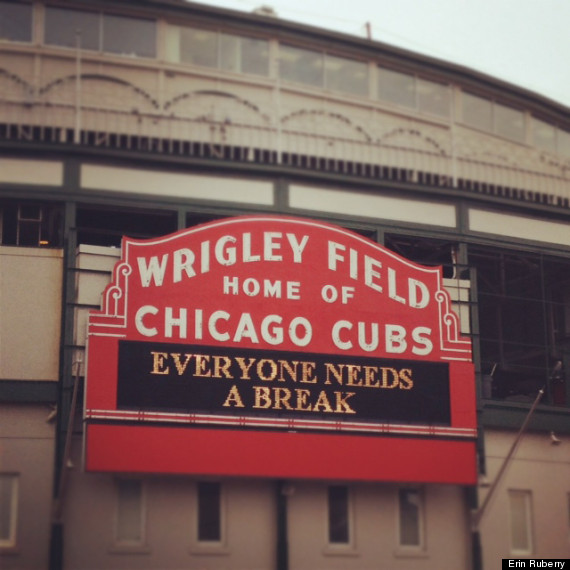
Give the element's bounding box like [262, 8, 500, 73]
[0, 246, 63, 380]
[63, 438, 277, 570]
[0, 404, 55, 569]
[478, 429, 570, 563]
[288, 481, 471, 570]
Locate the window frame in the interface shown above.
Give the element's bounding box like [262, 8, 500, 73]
[397, 486, 425, 550]
[377, 66, 450, 118]
[196, 480, 225, 546]
[278, 43, 324, 88]
[0, 0, 33, 43]
[462, 91, 526, 143]
[166, 24, 269, 77]
[112, 478, 148, 550]
[0, 473, 19, 550]
[508, 489, 534, 556]
[326, 484, 354, 549]
[43, 5, 157, 58]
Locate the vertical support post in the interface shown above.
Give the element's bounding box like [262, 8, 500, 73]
[74, 30, 82, 144]
[49, 198, 77, 570]
[276, 481, 289, 570]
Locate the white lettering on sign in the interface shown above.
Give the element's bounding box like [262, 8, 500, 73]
[126, 223, 453, 359]
[134, 306, 313, 348]
[222, 276, 301, 300]
[137, 232, 309, 288]
[331, 320, 433, 355]
[327, 241, 430, 308]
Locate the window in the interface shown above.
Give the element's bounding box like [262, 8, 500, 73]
[279, 46, 369, 96]
[463, 92, 493, 132]
[533, 119, 557, 153]
[325, 55, 368, 96]
[115, 479, 145, 545]
[378, 67, 415, 108]
[495, 103, 525, 142]
[102, 13, 156, 58]
[44, 7, 156, 57]
[0, 1, 32, 42]
[417, 79, 450, 118]
[559, 129, 570, 158]
[566, 493, 570, 538]
[327, 485, 350, 544]
[462, 93, 525, 142]
[0, 200, 64, 247]
[398, 488, 424, 548]
[44, 7, 99, 50]
[0, 474, 18, 548]
[76, 205, 177, 247]
[220, 33, 269, 76]
[167, 26, 269, 76]
[509, 490, 533, 555]
[378, 67, 449, 117]
[178, 27, 217, 67]
[385, 234, 462, 279]
[279, 44, 323, 88]
[197, 482, 222, 542]
[470, 246, 570, 406]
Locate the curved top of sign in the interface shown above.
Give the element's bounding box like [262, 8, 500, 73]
[89, 215, 472, 362]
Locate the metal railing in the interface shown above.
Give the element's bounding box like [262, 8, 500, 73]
[1, 97, 568, 207]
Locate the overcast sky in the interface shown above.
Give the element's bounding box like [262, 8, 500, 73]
[194, 0, 570, 108]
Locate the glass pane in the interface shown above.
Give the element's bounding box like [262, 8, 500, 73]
[495, 103, 524, 142]
[180, 27, 217, 67]
[325, 55, 368, 96]
[44, 7, 100, 50]
[240, 36, 269, 76]
[533, 119, 557, 152]
[399, 489, 421, 546]
[509, 491, 531, 552]
[279, 44, 323, 88]
[463, 92, 492, 131]
[116, 480, 143, 542]
[103, 14, 156, 58]
[0, 1, 32, 42]
[0, 475, 16, 543]
[417, 79, 450, 117]
[19, 204, 41, 220]
[378, 67, 415, 108]
[328, 485, 349, 544]
[18, 220, 40, 246]
[198, 482, 221, 542]
[220, 33, 240, 72]
[220, 33, 270, 75]
[559, 129, 570, 158]
[76, 205, 177, 247]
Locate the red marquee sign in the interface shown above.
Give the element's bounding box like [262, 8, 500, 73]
[85, 216, 477, 484]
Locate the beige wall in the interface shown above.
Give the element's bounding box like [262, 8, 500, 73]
[0, 247, 63, 380]
[64, 436, 277, 569]
[478, 429, 570, 563]
[288, 481, 471, 570]
[0, 404, 55, 569]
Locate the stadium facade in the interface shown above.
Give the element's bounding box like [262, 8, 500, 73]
[0, 1, 569, 569]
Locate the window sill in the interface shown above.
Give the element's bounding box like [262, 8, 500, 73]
[189, 543, 230, 556]
[394, 547, 428, 558]
[322, 545, 360, 557]
[108, 543, 151, 555]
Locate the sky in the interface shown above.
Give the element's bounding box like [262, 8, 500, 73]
[193, 0, 570, 108]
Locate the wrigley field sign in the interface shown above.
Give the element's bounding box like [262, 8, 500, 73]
[85, 216, 477, 483]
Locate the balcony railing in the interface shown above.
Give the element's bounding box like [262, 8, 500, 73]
[1, 97, 568, 208]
